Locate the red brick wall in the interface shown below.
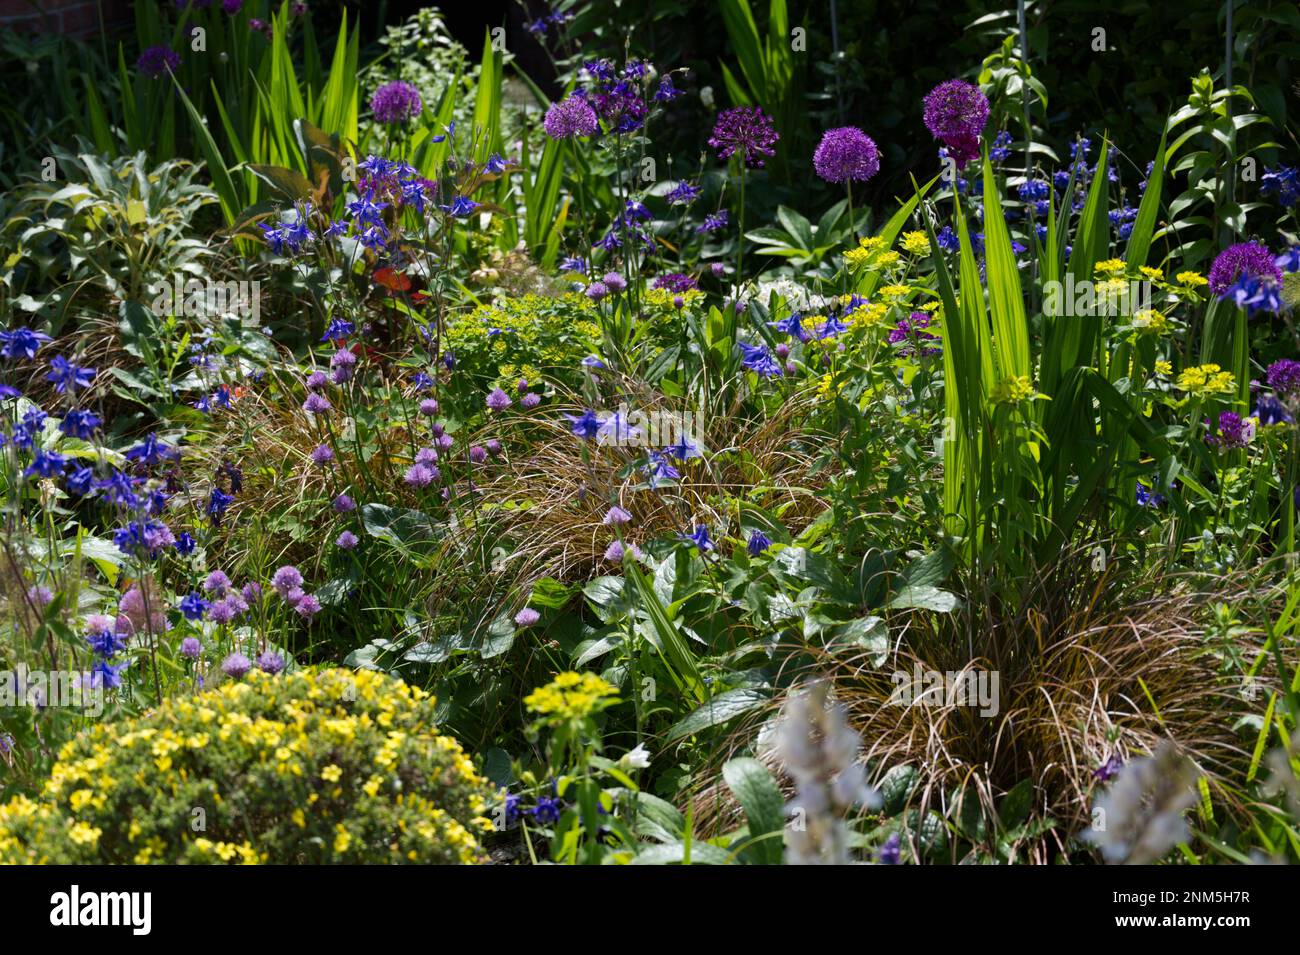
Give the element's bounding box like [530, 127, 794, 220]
[0, 0, 131, 37]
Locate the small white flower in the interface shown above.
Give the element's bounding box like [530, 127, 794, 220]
[620, 743, 652, 770]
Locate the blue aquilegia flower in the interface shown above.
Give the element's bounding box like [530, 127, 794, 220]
[566, 409, 603, 440]
[46, 355, 96, 394]
[747, 530, 772, 556]
[0, 327, 51, 361]
[643, 451, 680, 488]
[679, 524, 715, 553]
[739, 341, 783, 377]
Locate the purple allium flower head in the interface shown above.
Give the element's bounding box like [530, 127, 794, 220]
[241, 581, 262, 604]
[586, 281, 610, 301]
[709, 106, 780, 168]
[27, 584, 54, 607]
[813, 127, 882, 184]
[1267, 359, 1300, 396]
[370, 81, 423, 124]
[419, 398, 439, 416]
[514, 607, 541, 627]
[257, 651, 286, 675]
[604, 539, 643, 562]
[486, 438, 502, 457]
[415, 447, 439, 466]
[306, 370, 328, 391]
[603, 272, 627, 293]
[1207, 411, 1256, 450]
[204, 570, 231, 596]
[283, 587, 305, 608]
[303, 393, 332, 414]
[469, 445, 488, 464]
[405, 463, 437, 488]
[521, 392, 541, 409]
[604, 505, 632, 525]
[922, 80, 990, 168]
[181, 636, 203, 659]
[222, 0, 242, 12]
[294, 594, 322, 619]
[271, 565, 303, 598]
[221, 652, 253, 678]
[1208, 242, 1283, 296]
[543, 96, 599, 139]
[310, 444, 335, 465]
[336, 530, 359, 550]
[208, 598, 238, 625]
[333, 493, 356, 513]
[487, 387, 512, 411]
[137, 45, 181, 78]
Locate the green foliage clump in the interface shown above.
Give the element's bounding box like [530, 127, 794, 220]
[447, 293, 601, 388]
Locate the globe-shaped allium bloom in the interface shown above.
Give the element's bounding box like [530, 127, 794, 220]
[271, 565, 303, 599]
[336, 530, 359, 550]
[604, 505, 632, 525]
[370, 80, 423, 125]
[137, 45, 181, 78]
[922, 80, 990, 168]
[404, 463, 437, 488]
[221, 652, 253, 679]
[708, 106, 780, 169]
[543, 95, 599, 140]
[1208, 411, 1255, 450]
[813, 127, 881, 184]
[514, 608, 541, 627]
[180, 636, 202, 660]
[333, 493, 356, 513]
[486, 387, 512, 411]
[293, 594, 321, 619]
[1267, 358, 1300, 396]
[1208, 242, 1283, 295]
[256, 651, 286, 675]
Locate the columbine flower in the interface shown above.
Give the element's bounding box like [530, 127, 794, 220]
[46, 355, 96, 394]
[566, 409, 603, 439]
[813, 127, 881, 184]
[514, 608, 540, 627]
[878, 832, 902, 865]
[708, 106, 780, 168]
[0, 327, 51, 361]
[922, 79, 990, 168]
[738, 341, 783, 377]
[543, 95, 600, 139]
[1208, 242, 1283, 296]
[370, 80, 423, 124]
[747, 530, 772, 556]
[680, 524, 714, 552]
[179, 592, 210, 621]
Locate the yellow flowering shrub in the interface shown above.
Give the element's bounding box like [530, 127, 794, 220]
[0, 669, 494, 865]
[446, 293, 601, 388]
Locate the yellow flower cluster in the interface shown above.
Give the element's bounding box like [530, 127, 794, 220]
[1094, 259, 1127, 275]
[1131, 308, 1169, 335]
[900, 231, 931, 255]
[843, 235, 900, 271]
[0, 669, 494, 865]
[447, 293, 601, 385]
[1177, 271, 1208, 288]
[646, 287, 705, 310]
[991, 374, 1036, 405]
[1176, 363, 1235, 396]
[524, 671, 618, 722]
